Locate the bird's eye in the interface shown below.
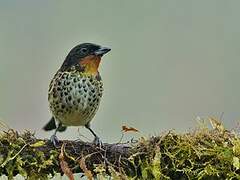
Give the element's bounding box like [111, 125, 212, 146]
[80, 48, 88, 54]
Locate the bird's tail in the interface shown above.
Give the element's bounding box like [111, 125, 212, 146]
[43, 117, 67, 132]
[43, 117, 56, 131]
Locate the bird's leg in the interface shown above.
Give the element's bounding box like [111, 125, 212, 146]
[50, 129, 59, 147]
[50, 123, 64, 147]
[85, 123, 102, 146]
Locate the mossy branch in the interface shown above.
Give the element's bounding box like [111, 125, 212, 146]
[1, 120, 240, 179]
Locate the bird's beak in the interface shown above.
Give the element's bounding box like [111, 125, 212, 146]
[94, 46, 111, 56]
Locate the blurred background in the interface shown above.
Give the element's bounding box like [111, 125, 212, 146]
[0, 0, 240, 143]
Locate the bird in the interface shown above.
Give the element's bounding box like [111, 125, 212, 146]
[43, 43, 111, 146]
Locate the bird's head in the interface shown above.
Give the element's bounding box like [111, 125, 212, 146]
[60, 43, 111, 76]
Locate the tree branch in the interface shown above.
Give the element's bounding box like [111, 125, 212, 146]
[1, 123, 240, 179]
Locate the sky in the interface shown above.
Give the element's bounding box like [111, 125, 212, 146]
[0, 0, 240, 143]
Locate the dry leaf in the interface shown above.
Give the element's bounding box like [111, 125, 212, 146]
[59, 143, 74, 180]
[122, 125, 139, 133]
[209, 117, 225, 133]
[79, 156, 93, 180]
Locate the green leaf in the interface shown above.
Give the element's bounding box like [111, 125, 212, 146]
[30, 141, 45, 148]
[233, 156, 239, 170]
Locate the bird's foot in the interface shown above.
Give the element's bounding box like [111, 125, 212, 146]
[93, 136, 103, 148]
[50, 134, 59, 147]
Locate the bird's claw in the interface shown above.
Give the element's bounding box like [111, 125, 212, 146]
[50, 134, 59, 147]
[93, 136, 103, 148]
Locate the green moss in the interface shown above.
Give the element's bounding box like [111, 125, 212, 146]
[128, 127, 240, 179]
[0, 130, 58, 179]
[0, 122, 240, 179]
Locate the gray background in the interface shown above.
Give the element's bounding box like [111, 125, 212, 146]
[0, 0, 240, 143]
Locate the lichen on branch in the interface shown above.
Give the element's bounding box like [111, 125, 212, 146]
[0, 119, 240, 179]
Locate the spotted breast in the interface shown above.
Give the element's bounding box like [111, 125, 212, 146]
[48, 70, 103, 126]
